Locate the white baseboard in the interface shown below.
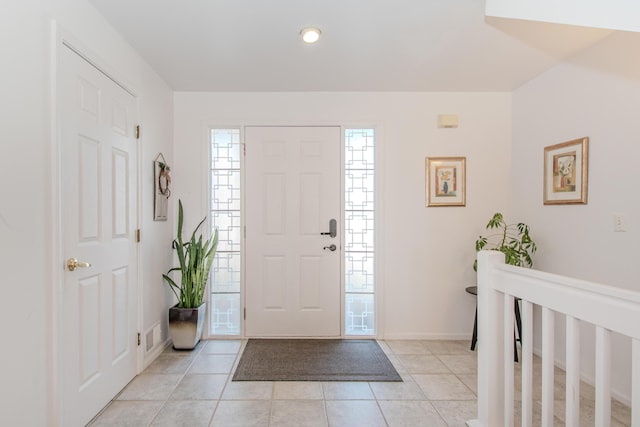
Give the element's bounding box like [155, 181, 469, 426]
[142, 338, 171, 371]
[381, 332, 472, 340]
[531, 346, 631, 407]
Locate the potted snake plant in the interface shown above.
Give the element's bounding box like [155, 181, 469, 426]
[163, 200, 218, 349]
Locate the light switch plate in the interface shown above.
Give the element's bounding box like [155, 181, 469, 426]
[613, 212, 627, 232]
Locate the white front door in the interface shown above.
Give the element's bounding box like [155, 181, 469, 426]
[245, 126, 341, 336]
[59, 44, 139, 426]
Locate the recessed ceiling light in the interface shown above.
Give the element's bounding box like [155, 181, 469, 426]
[300, 27, 321, 44]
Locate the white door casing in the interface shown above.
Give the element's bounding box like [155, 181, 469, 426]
[245, 126, 341, 337]
[59, 44, 138, 426]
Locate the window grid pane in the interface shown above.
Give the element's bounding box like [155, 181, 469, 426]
[345, 129, 375, 336]
[211, 252, 241, 293]
[345, 252, 374, 293]
[346, 293, 375, 335]
[211, 293, 241, 335]
[210, 128, 241, 336]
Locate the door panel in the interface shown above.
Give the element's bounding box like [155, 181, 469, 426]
[60, 44, 138, 426]
[245, 126, 341, 337]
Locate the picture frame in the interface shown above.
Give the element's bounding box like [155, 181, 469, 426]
[543, 137, 589, 205]
[425, 156, 466, 207]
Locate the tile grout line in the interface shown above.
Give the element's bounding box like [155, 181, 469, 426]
[207, 339, 246, 426]
[147, 341, 206, 426]
[92, 340, 633, 427]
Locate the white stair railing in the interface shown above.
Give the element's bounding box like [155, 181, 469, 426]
[467, 251, 640, 427]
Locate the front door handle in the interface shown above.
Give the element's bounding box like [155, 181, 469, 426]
[323, 244, 337, 251]
[320, 219, 337, 238]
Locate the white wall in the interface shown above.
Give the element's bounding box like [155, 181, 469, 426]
[137, 66, 176, 363]
[486, 0, 640, 32]
[0, 1, 174, 425]
[511, 31, 640, 403]
[174, 91, 512, 340]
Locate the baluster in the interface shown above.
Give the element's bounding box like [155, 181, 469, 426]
[541, 307, 555, 427]
[504, 293, 514, 426]
[566, 316, 581, 427]
[632, 339, 639, 427]
[522, 300, 533, 427]
[595, 326, 611, 427]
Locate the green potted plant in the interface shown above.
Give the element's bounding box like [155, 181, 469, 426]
[474, 212, 537, 271]
[163, 200, 218, 349]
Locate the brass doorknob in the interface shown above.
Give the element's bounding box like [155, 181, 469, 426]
[67, 258, 91, 271]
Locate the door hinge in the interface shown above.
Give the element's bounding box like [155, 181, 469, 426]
[244, 225, 246, 239]
[244, 308, 246, 320]
[135, 229, 141, 242]
[243, 143, 246, 156]
[137, 332, 141, 346]
[135, 125, 140, 140]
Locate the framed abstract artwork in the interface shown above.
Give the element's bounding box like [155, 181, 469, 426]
[543, 137, 589, 205]
[426, 156, 466, 207]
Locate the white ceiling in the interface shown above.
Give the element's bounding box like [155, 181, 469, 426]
[87, 0, 612, 92]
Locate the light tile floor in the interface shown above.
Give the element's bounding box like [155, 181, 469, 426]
[89, 340, 631, 426]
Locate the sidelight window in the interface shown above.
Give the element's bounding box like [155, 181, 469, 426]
[209, 128, 242, 335]
[344, 128, 375, 336]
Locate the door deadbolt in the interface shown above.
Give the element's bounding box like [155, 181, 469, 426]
[320, 219, 337, 238]
[323, 244, 337, 251]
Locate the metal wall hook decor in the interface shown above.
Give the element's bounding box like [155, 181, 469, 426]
[154, 153, 171, 221]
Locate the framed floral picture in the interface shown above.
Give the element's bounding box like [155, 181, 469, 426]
[543, 137, 589, 205]
[426, 156, 466, 207]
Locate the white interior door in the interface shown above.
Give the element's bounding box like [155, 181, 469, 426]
[59, 44, 138, 426]
[245, 126, 341, 337]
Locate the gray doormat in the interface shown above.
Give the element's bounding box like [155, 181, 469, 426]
[232, 339, 402, 382]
